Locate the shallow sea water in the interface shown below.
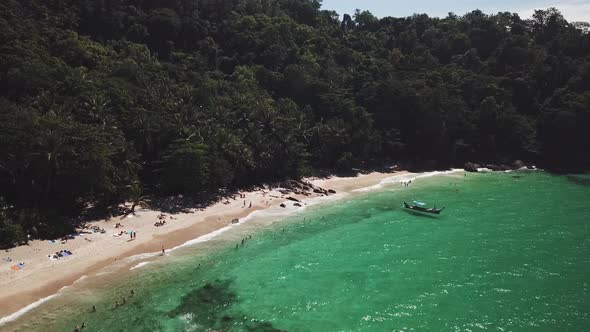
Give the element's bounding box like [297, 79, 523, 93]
[3, 171, 590, 331]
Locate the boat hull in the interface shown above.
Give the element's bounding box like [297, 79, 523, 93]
[403, 202, 444, 215]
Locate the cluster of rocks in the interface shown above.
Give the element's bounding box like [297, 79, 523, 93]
[278, 179, 336, 196]
[464, 160, 534, 173]
[277, 179, 337, 209]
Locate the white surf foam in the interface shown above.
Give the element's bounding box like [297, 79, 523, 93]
[0, 293, 59, 326]
[126, 252, 161, 262]
[72, 275, 88, 284]
[353, 169, 462, 192]
[169, 223, 236, 253]
[169, 207, 295, 253]
[0, 274, 90, 324]
[168, 191, 351, 253]
[130, 262, 151, 271]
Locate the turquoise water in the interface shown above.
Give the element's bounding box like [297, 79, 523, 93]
[3, 171, 590, 331]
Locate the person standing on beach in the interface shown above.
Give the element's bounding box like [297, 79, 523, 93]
[161, 246, 165, 255]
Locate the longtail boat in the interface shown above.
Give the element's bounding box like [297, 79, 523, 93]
[403, 201, 445, 215]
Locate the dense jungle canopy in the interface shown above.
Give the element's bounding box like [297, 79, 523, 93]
[1, 0, 589, 245]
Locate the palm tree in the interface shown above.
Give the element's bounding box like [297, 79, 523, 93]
[36, 128, 66, 203]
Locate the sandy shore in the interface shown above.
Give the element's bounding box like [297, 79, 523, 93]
[0, 170, 410, 319]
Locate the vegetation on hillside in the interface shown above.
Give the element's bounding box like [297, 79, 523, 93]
[1, 0, 589, 246]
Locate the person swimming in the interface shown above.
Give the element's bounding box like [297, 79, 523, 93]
[91, 305, 96, 312]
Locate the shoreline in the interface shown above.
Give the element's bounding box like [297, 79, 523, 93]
[0, 169, 432, 322]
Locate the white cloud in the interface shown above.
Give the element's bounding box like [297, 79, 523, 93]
[518, 0, 590, 22]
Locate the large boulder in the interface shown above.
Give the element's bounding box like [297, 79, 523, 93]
[464, 162, 479, 172]
[484, 164, 501, 171]
[513, 160, 525, 169]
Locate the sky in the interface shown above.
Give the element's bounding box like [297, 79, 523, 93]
[320, 0, 590, 22]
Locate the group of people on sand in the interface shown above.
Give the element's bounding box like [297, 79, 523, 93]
[113, 230, 135, 239]
[155, 213, 176, 225]
[48, 249, 73, 260]
[88, 225, 106, 233]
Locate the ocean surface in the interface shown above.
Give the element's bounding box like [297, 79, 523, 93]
[3, 171, 590, 331]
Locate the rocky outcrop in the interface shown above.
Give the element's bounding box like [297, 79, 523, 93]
[464, 162, 480, 172]
[513, 160, 525, 169]
[465, 160, 532, 173]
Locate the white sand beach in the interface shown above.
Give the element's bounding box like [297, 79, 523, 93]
[0, 170, 409, 318]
